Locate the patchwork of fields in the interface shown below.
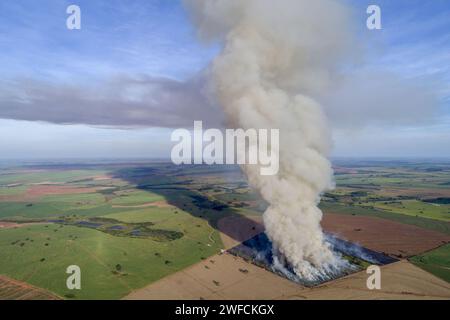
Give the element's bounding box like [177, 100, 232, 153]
[321, 160, 450, 283]
[0, 160, 449, 299]
[0, 164, 225, 299]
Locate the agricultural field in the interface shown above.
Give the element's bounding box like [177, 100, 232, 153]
[410, 244, 450, 283]
[0, 159, 449, 299]
[0, 275, 60, 300]
[321, 160, 450, 231]
[0, 162, 229, 299]
[321, 159, 450, 282]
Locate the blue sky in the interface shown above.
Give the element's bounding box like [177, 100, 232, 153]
[0, 0, 217, 81]
[0, 0, 449, 159]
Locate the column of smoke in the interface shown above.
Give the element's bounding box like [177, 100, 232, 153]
[185, 0, 355, 281]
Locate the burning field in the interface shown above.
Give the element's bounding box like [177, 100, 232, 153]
[126, 209, 450, 300]
[227, 232, 396, 287]
[125, 251, 450, 300]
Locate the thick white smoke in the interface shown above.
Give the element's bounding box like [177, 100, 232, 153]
[185, 0, 354, 280]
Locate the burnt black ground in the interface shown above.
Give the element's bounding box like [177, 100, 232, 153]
[228, 232, 397, 287]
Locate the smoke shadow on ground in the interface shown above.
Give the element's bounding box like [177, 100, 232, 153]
[111, 164, 266, 248]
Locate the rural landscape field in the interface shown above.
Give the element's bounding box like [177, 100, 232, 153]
[0, 159, 449, 300]
[1, 0, 449, 308]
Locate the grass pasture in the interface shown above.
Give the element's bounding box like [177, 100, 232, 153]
[110, 190, 165, 206]
[0, 223, 220, 299]
[0, 170, 107, 186]
[0, 165, 226, 299]
[410, 244, 450, 283]
[362, 199, 450, 222]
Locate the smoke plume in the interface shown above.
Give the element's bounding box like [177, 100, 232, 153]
[185, 0, 354, 280]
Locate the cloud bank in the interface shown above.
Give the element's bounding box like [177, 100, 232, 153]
[0, 74, 223, 129]
[0, 69, 440, 131]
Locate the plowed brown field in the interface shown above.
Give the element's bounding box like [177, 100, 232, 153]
[0, 275, 60, 300]
[322, 213, 450, 257]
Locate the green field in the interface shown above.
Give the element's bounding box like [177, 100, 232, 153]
[410, 244, 450, 283]
[0, 164, 229, 299]
[361, 199, 449, 222]
[0, 223, 220, 299]
[0, 170, 108, 185]
[105, 207, 180, 224]
[109, 190, 165, 206]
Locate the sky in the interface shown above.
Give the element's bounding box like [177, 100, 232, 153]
[0, 0, 449, 159]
